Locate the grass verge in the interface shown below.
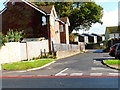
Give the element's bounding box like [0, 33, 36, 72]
[2, 59, 54, 70]
[104, 60, 120, 65]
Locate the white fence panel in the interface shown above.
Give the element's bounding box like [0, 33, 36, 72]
[0, 40, 49, 64]
[54, 44, 80, 51]
[20, 43, 27, 60]
[0, 42, 21, 64]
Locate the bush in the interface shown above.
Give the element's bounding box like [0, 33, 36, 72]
[6, 29, 23, 42]
[94, 46, 106, 49]
[0, 29, 23, 48]
[0, 33, 7, 48]
[30, 52, 57, 60]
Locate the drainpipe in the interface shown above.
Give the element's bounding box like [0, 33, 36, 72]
[47, 16, 51, 52]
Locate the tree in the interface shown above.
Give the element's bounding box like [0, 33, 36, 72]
[69, 2, 103, 33]
[34, 2, 103, 33]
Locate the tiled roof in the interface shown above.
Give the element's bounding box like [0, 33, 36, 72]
[91, 33, 101, 37]
[4, 0, 53, 15]
[60, 17, 68, 23]
[38, 6, 53, 14]
[25, 0, 53, 14]
[106, 26, 120, 33]
[82, 33, 94, 37]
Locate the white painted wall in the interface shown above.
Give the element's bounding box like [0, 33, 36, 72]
[94, 36, 97, 43]
[84, 36, 88, 43]
[0, 42, 21, 64]
[26, 40, 49, 60]
[0, 40, 49, 64]
[74, 36, 78, 42]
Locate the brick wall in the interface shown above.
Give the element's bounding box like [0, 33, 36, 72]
[2, 1, 48, 38]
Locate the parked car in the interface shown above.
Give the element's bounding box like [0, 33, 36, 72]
[109, 43, 120, 57]
[115, 45, 120, 59]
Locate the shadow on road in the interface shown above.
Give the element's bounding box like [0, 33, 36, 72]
[93, 50, 104, 53]
[93, 57, 115, 61]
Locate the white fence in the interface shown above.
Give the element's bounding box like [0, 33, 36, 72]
[53, 42, 85, 51]
[0, 40, 49, 64]
[54, 42, 85, 59]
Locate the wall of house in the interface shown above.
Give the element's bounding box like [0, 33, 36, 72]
[50, 15, 56, 44]
[49, 9, 61, 45]
[54, 20, 60, 44]
[0, 40, 49, 64]
[65, 24, 69, 44]
[84, 36, 88, 43]
[102, 36, 105, 41]
[105, 31, 109, 40]
[109, 33, 120, 39]
[93, 36, 97, 43]
[75, 36, 78, 42]
[2, 1, 48, 38]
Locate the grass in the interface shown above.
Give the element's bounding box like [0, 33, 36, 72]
[104, 60, 120, 65]
[2, 59, 54, 70]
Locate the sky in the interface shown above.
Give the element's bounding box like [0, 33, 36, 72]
[0, 0, 119, 34]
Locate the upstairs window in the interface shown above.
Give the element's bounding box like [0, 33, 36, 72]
[12, 1, 15, 5]
[42, 16, 46, 25]
[60, 25, 63, 32]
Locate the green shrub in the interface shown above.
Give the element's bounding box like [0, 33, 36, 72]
[0, 33, 7, 48]
[30, 52, 57, 60]
[6, 29, 23, 42]
[94, 46, 106, 49]
[0, 30, 23, 48]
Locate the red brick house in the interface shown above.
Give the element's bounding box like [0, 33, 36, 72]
[0, 0, 70, 51]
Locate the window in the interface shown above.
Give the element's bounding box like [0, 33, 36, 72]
[12, 1, 15, 5]
[60, 25, 63, 32]
[42, 16, 46, 25]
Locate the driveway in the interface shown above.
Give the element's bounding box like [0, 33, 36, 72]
[2, 50, 119, 76]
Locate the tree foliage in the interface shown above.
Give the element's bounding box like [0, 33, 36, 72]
[34, 2, 103, 33]
[0, 29, 23, 48]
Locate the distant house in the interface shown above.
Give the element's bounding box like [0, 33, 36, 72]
[105, 26, 120, 40]
[76, 34, 88, 43]
[0, 0, 70, 51]
[82, 33, 97, 43]
[91, 33, 102, 43]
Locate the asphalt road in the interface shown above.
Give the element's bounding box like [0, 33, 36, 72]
[2, 50, 120, 89]
[2, 50, 119, 76]
[2, 77, 119, 88]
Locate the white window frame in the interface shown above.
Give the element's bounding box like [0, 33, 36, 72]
[60, 25, 64, 32]
[42, 16, 47, 25]
[12, 1, 15, 5]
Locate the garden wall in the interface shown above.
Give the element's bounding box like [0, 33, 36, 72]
[55, 42, 85, 59]
[0, 40, 49, 64]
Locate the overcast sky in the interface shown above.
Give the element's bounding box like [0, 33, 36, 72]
[0, 0, 119, 34]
